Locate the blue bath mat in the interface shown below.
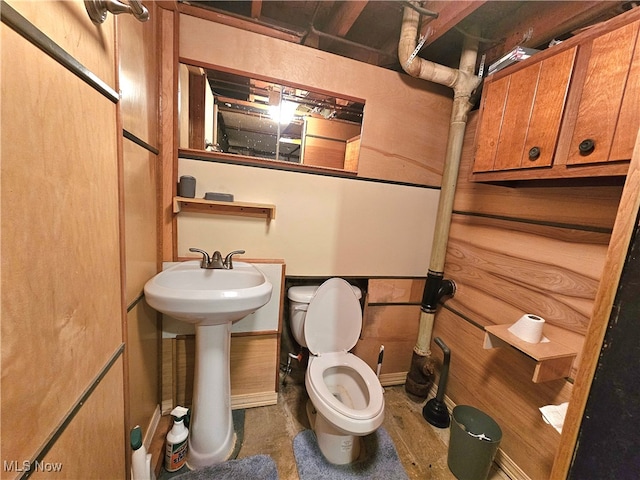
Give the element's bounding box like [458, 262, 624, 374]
[173, 454, 278, 480]
[293, 427, 409, 480]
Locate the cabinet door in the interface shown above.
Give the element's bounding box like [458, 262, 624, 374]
[609, 26, 640, 161]
[520, 47, 576, 169]
[567, 21, 640, 165]
[473, 47, 575, 173]
[492, 64, 540, 170]
[473, 76, 510, 172]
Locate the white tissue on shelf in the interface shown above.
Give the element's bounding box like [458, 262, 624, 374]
[539, 402, 569, 434]
[508, 314, 549, 344]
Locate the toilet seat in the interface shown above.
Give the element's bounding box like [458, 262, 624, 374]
[307, 351, 384, 421]
[304, 278, 362, 354]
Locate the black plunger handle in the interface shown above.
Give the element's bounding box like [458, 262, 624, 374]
[434, 337, 450, 402]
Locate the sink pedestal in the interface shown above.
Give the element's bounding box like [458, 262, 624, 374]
[186, 322, 236, 468]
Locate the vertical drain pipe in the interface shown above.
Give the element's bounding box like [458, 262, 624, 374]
[398, 2, 481, 398]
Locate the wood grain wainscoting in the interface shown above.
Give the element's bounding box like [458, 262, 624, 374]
[353, 278, 426, 386]
[166, 333, 280, 411]
[429, 111, 624, 479]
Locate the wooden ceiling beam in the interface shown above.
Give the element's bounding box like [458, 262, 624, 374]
[481, 1, 628, 65]
[323, 1, 369, 37]
[178, 3, 303, 43]
[250, 0, 262, 19]
[420, 1, 487, 45]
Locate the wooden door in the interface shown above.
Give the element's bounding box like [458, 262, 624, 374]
[609, 25, 640, 161]
[472, 75, 509, 172]
[567, 21, 640, 165]
[492, 63, 540, 170]
[520, 47, 576, 169]
[1, 1, 125, 477]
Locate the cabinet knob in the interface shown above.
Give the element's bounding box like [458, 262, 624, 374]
[579, 139, 595, 156]
[528, 146, 541, 160]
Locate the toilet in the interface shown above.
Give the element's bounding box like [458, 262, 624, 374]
[287, 278, 385, 464]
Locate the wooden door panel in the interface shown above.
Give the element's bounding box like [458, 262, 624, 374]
[493, 64, 539, 170]
[567, 21, 639, 165]
[7, 0, 116, 89]
[2, 24, 121, 463]
[610, 24, 640, 161]
[473, 76, 510, 172]
[522, 47, 577, 168]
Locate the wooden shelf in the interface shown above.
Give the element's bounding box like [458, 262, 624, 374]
[173, 197, 276, 221]
[483, 324, 577, 383]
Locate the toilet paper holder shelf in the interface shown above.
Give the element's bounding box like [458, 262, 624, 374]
[483, 324, 577, 383]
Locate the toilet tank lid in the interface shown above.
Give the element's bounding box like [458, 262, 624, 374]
[288, 283, 362, 303]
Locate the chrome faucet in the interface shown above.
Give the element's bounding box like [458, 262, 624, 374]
[189, 248, 245, 269]
[224, 250, 245, 269]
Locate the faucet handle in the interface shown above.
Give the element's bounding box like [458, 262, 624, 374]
[189, 248, 211, 268]
[224, 250, 245, 269]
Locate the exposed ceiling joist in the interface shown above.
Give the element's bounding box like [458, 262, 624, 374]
[324, 1, 369, 37]
[420, 1, 487, 45]
[182, 1, 634, 72]
[250, 0, 262, 19]
[481, 1, 632, 64]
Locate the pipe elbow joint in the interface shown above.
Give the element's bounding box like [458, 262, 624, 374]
[453, 71, 481, 98]
[421, 272, 456, 312]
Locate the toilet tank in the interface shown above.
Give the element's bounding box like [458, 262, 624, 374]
[287, 283, 362, 348]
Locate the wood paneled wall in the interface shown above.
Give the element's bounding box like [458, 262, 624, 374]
[170, 10, 452, 279]
[178, 13, 453, 187]
[1, 1, 124, 477]
[118, 2, 162, 441]
[353, 279, 426, 384]
[2, 1, 164, 477]
[432, 111, 623, 479]
[166, 334, 279, 411]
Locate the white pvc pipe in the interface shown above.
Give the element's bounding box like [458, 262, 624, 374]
[398, 3, 480, 357]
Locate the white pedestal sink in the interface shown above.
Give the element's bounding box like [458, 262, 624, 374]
[144, 260, 272, 469]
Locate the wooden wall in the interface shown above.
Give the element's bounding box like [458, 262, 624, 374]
[353, 278, 426, 384]
[170, 11, 453, 279]
[178, 12, 452, 188]
[2, 1, 164, 477]
[1, 1, 125, 477]
[118, 2, 162, 442]
[301, 117, 361, 170]
[167, 333, 279, 411]
[432, 111, 623, 479]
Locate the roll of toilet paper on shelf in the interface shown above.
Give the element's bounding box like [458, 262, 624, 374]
[508, 314, 547, 344]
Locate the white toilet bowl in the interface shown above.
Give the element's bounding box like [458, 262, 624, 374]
[288, 278, 385, 464]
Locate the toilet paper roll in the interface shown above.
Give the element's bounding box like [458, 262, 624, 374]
[508, 314, 546, 344]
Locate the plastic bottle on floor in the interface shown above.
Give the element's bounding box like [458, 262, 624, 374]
[164, 406, 189, 472]
[131, 425, 154, 480]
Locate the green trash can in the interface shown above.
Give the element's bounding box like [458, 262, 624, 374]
[447, 405, 502, 480]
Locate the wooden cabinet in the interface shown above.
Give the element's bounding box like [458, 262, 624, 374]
[474, 47, 576, 172]
[472, 11, 640, 181]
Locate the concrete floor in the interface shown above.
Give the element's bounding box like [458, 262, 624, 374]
[235, 382, 508, 480]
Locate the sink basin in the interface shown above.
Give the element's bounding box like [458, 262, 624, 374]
[144, 259, 273, 469]
[144, 260, 272, 325]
